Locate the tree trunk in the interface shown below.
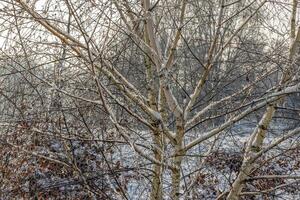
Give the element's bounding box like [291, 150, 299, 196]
[150, 130, 163, 200]
[226, 105, 275, 200]
[171, 121, 185, 200]
[227, 1, 298, 198]
[171, 146, 183, 200]
[171, 162, 182, 200]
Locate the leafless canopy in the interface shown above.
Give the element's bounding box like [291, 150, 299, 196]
[0, 0, 300, 199]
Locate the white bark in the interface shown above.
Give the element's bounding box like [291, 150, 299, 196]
[227, 1, 299, 199]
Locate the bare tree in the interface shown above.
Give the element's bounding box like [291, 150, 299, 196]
[0, 0, 300, 199]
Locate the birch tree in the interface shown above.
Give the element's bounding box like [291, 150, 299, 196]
[0, 0, 300, 199]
